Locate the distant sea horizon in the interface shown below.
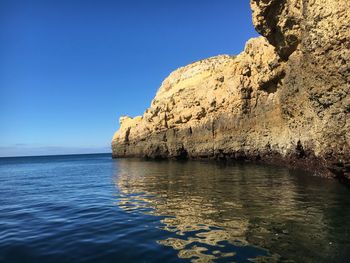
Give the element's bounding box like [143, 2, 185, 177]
[0, 152, 111, 159]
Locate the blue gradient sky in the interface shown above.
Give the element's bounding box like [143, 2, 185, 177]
[0, 0, 259, 157]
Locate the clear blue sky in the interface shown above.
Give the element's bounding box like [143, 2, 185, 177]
[0, 0, 259, 157]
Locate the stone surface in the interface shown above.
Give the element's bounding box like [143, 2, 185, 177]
[112, 0, 350, 182]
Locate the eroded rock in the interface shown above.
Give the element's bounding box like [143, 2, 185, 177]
[112, 0, 350, 182]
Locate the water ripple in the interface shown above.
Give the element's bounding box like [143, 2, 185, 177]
[0, 154, 350, 262]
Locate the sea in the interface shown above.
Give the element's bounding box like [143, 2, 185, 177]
[0, 153, 349, 263]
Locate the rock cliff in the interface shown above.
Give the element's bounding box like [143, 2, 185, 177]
[112, 0, 349, 182]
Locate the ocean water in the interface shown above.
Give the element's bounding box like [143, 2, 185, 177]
[0, 154, 350, 263]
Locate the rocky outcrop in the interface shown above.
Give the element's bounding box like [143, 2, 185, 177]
[112, 0, 350, 182]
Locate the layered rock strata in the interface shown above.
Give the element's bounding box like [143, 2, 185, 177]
[112, 0, 349, 182]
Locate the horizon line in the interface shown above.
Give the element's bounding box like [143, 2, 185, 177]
[0, 152, 111, 159]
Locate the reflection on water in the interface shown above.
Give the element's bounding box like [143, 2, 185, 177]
[114, 159, 350, 263]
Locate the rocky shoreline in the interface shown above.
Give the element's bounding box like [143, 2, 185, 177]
[112, 0, 349, 183]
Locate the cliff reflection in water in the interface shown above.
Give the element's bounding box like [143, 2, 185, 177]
[113, 159, 350, 263]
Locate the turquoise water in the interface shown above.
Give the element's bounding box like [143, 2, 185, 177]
[0, 154, 349, 262]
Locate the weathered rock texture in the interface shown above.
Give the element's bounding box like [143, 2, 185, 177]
[112, 0, 350, 182]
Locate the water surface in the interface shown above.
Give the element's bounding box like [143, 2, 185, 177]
[0, 154, 349, 262]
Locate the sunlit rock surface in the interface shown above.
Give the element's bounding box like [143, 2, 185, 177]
[112, 0, 349, 181]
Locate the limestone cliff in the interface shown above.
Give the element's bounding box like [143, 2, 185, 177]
[112, 0, 349, 182]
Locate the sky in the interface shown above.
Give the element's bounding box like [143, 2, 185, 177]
[0, 0, 259, 157]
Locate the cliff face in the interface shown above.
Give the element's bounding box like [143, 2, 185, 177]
[112, 0, 349, 181]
